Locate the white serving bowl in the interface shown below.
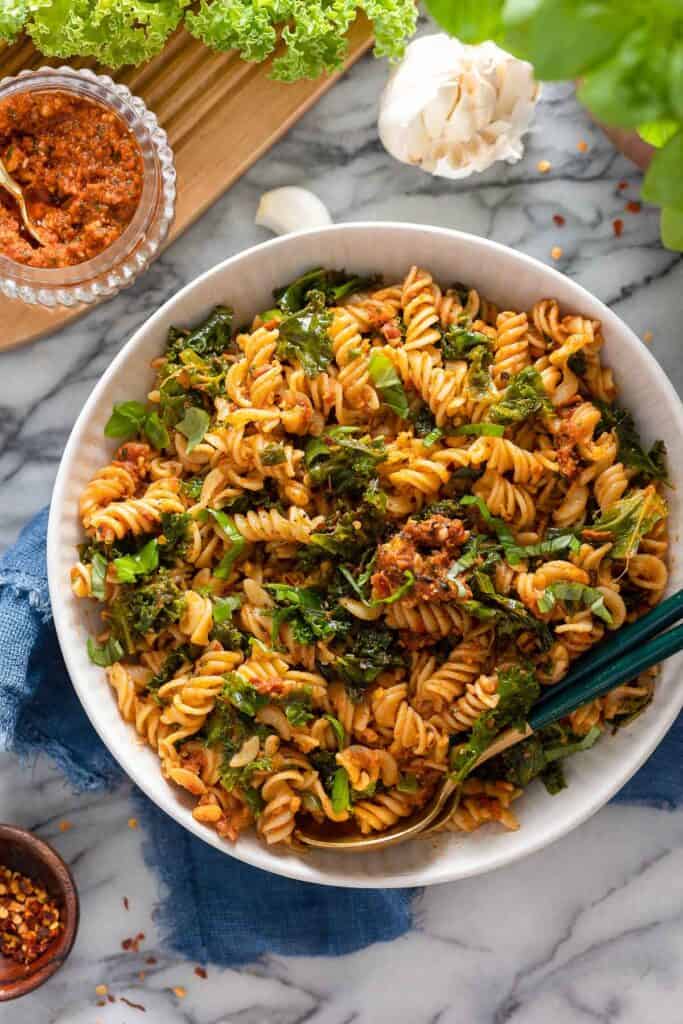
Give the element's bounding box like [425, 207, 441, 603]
[48, 223, 683, 888]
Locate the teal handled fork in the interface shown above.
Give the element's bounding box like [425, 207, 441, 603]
[297, 589, 683, 852]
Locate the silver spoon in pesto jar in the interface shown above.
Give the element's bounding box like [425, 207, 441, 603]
[0, 155, 47, 246]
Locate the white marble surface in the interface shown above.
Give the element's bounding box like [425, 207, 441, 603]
[1, 36, 683, 1024]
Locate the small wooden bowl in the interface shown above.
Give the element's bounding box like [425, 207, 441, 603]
[0, 825, 79, 1002]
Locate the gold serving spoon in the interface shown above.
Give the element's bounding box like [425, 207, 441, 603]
[296, 725, 532, 852]
[298, 590, 683, 853]
[0, 155, 46, 246]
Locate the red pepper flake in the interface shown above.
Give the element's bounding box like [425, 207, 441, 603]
[123, 896, 130, 911]
[107, 993, 116, 1003]
[194, 966, 208, 979]
[381, 322, 401, 342]
[120, 996, 147, 1012]
[618, 181, 629, 191]
[0, 863, 63, 964]
[146, 956, 157, 965]
[552, 214, 566, 227]
[613, 219, 624, 237]
[58, 820, 73, 832]
[626, 200, 641, 214]
[122, 931, 145, 953]
[577, 140, 588, 153]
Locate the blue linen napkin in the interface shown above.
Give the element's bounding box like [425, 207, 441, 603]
[1, 511, 682, 965]
[0, 509, 414, 965]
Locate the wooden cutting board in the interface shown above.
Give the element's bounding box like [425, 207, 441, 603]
[0, 19, 374, 352]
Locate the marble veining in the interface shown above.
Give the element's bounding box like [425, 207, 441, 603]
[1, 28, 683, 1024]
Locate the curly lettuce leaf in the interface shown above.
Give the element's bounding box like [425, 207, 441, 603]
[0, 0, 28, 42]
[27, 0, 186, 68]
[186, 0, 416, 81]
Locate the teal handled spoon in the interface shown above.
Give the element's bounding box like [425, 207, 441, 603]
[297, 590, 683, 852]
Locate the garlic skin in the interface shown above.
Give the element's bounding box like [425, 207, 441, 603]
[378, 34, 539, 180]
[255, 187, 332, 236]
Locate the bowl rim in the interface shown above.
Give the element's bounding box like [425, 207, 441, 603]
[0, 824, 79, 1000]
[47, 222, 683, 888]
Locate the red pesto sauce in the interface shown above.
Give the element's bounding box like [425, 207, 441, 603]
[0, 90, 144, 269]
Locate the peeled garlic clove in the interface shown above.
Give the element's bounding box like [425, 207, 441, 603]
[378, 33, 539, 181]
[255, 187, 332, 236]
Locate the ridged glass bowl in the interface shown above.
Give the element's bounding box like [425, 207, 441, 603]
[0, 67, 176, 308]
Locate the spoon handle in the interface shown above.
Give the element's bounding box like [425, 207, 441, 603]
[0, 157, 45, 246]
[530, 621, 683, 731]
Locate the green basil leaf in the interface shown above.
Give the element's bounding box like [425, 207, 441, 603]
[505, 0, 636, 81]
[422, 427, 443, 447]
[396, 771, 419, 793]
[209, 509, 247, 579]
[339, 566, 414, 608]
[661, 205, 683, 250]
[642, 131, 683, 207]
[144, 411, 170, 451]
[261, 444, 287, 466]
[368, 351, 409, 417]
[87, 635, 124, 667]
[544, 724, 603, 763]
[331, 766, 351, 813]
[176, 406, 210, 453]
[638, 120, 679, 147]
[538, 581, 613, 625]
[113, 539, 159, 583]
[324, 714, 346, 749]
[213, 594, 243, 624]
[460, 495, 523, 566]
[454, 423, 505, 437]
[578, 27, 672, 129]
[104, 400, 147, 439]
[423, 0, 504, 43]
[90, 552, 108, 601]
[515, 531, 581, 559]
[670, 41, 683, 120]
[373, 570, 415, 606]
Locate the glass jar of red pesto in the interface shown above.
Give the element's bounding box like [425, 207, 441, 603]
[0, 67, 176, 307]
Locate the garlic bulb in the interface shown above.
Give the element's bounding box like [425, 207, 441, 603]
[378, 34, 539, 180]
[255, 187, 332, 236]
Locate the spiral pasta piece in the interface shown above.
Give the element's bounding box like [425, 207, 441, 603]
[401, 266, 442, 352]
